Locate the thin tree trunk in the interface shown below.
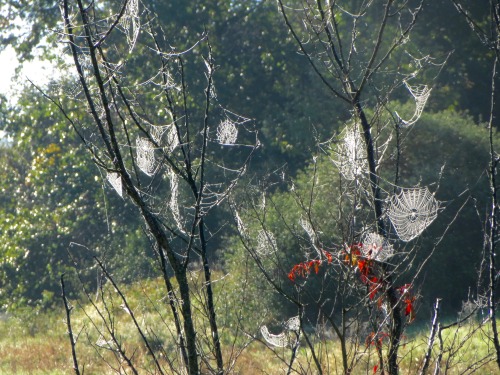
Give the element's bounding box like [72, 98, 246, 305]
[420, 298, 442, 375]
[61, 274, 81, 375]
[487, 53, 500, 370]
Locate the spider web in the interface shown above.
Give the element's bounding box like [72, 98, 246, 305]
[119, 0, 140, 52]
[334, 122, 367, 181]
[217, 119, 238, 144]
[167, 168, 184, 233]
[395, 80, 432, 127]
[387, 187, 439, 242]
[256, 229, 277, 256]
[149, 124, 168, 144]
[149, 124, 179, 152]
[299, 216, 315, 242]
[234, 210, 248, 238]
[261, 315, 300, 348]
[106, 172, 123, 197]
[362, 232, 394, 262]
[136, 137, 156, 176]
[284, 315, 300, 331]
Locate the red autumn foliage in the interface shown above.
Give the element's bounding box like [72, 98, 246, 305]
[365, 331, 389, 348]
[287, 250, 335, 282]
[289, 243, 418, 323]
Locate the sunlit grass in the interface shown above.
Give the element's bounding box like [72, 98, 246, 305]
[1, 277, 499, 374]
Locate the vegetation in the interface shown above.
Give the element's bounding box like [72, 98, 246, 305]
[1, 278, 499, 374]
[0, 0, 499, 373]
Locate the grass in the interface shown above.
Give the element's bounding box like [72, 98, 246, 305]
[1, 277, 499, 374]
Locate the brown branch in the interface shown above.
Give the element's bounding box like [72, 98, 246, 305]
[61, 274, 81, 375]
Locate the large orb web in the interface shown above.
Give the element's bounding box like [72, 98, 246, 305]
[136, 137, 156, 176]
[362, 232, 394, 262]
[256, 229, 277, 256]
[217, 119, 238, 145]
[334, 122, 367, 181]
[387, 187, 439, 242]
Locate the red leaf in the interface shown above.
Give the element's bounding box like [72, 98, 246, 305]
[313, 261, 320, 274]
[373, 364, 378, 374]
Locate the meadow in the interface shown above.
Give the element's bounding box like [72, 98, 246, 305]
[1, 277, 498, 375]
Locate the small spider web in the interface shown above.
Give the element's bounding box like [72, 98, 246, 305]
[217, 119, 238, 144]
[299, 216, 315, 242]
[261, 315, 300, 348]
[106, 172, 123, 197]
[167, 168, 185, 233]
[387, 187, 439, 242]
[164, 124, 179, 152]
[284, 316, 300, 331]
[333, 122, 367, 181]
[234, 210, 248, 238]
[256, 229, 277, 256]
[395, 80, 432, 127]
[149, 124, 179, 152]
[149, 124, 168, 144]
[260, 326, 288, 347]
[119, 0, 140, 52]
[136, 137, 156, 176]
[362, 232, 394, 262]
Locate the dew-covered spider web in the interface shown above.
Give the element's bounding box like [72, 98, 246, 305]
[299, 216, 315, 242]
[256, 229, 277, 256]
[362, 232, 394, 262]
[106, 172, 123, 197]
[334, 122, 367, 181]
[284, 315, 300, 331]
[217, 119, 238, 144]
[234, 210, 248, 238]
[395, 80, 432, 127]
[387, 187, 439, 242]
[96, 335, 117, 351]
[261, 316, 300, 348]
[149, 124, 179, 152]
[119, 0, 140, 52]
[167, 168, 184, 233]
[136, 137, 156, 176]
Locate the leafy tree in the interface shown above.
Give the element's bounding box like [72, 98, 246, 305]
[0, 85, 150, 310]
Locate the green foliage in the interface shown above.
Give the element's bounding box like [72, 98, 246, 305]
[0, 87, 152, 311]
[394, 108, 498, 314]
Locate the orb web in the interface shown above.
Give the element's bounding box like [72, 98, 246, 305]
[334, 122, 367, 181]
[261, 315, 300, 348]
[136, 137, 156, 176]
[395, 80, 432, 127]
[256, 229, 277, 256]
[387, 187, 439, 242]
[106, 172, 123, 197]
[119, 0, 140, 52]
[362, 232, 394, 262]
[217, 119, 238, 145]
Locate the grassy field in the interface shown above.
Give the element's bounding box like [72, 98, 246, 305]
[1, 278, 499, 374]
